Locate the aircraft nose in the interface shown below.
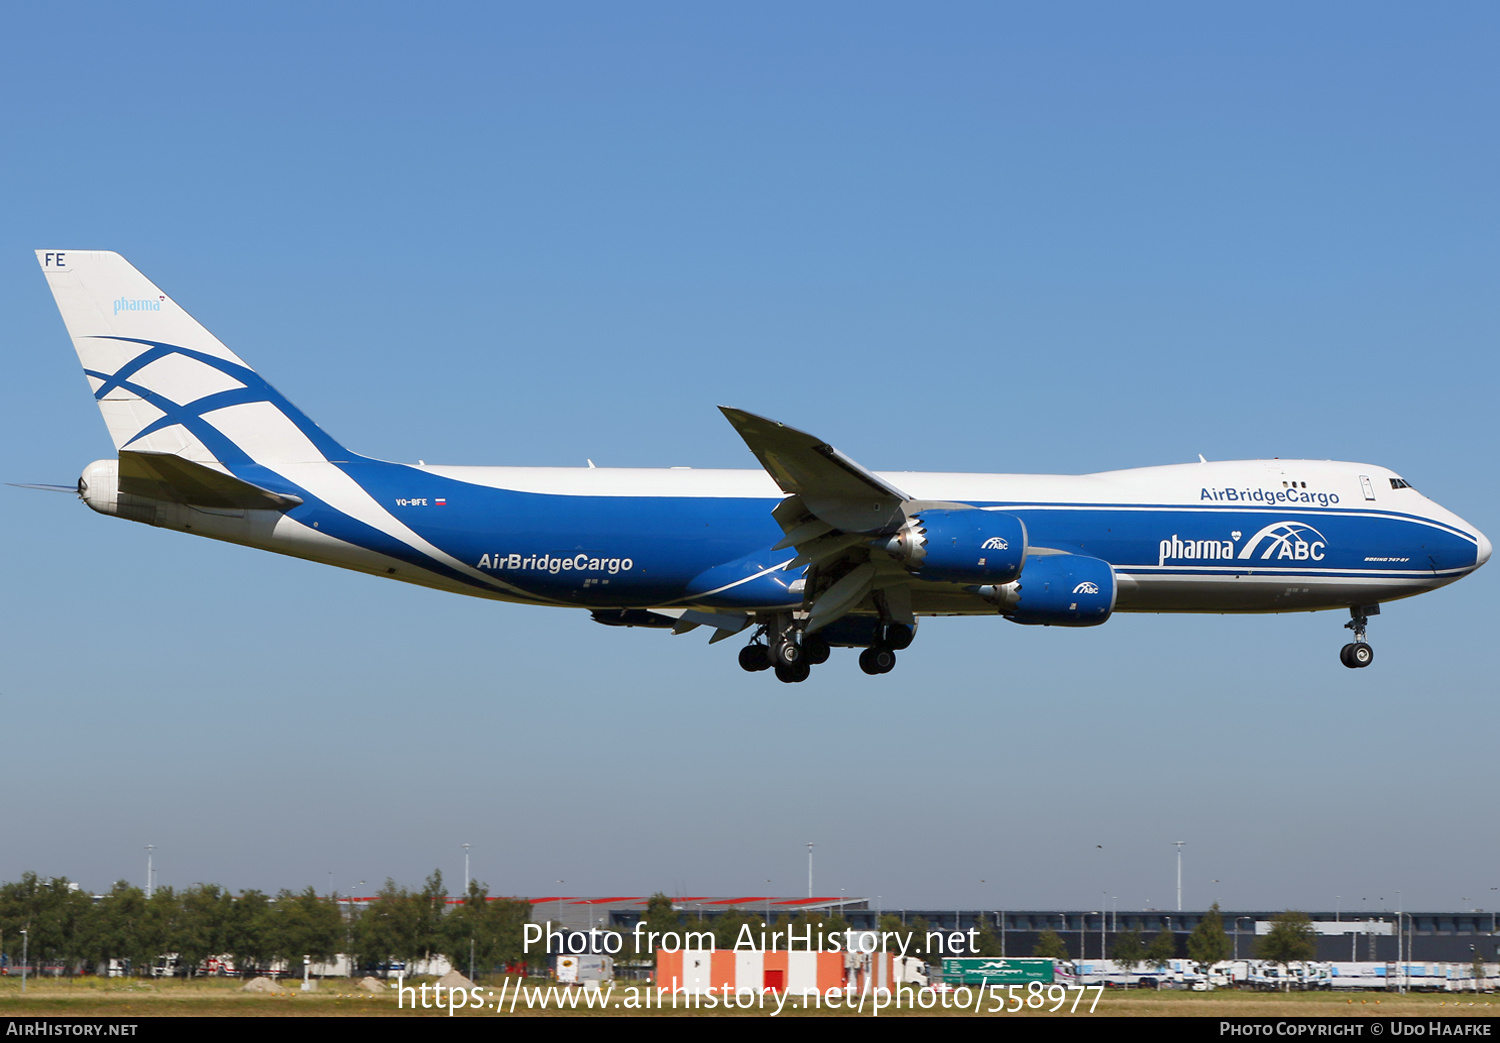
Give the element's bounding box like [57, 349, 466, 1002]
[1477, 529, 1493, 569]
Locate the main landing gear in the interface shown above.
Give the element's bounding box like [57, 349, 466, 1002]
[739, 621, 913, 682]
[858, 647, 895, 675]
[1339, 605, 1379, 669]
[737, 622, 814, 683]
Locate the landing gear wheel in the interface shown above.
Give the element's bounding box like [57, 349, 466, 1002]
[801, 633, 831, 665]
[770, 638, 803, 668]
[775, 662, 811, 683]
[859, 646, 896, 675]
[882, 623, 915, 650]
[739, 644, 771, 672]
[1341, 605, 1379, 669]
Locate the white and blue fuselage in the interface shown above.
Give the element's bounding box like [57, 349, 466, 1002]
[176, 457, 1482, 617]
[37, 250, 1490, 676]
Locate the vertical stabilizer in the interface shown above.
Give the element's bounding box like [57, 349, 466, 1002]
[35, 250, 350, 466]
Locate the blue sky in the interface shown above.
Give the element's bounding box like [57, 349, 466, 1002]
[2, 3, 1495, 914]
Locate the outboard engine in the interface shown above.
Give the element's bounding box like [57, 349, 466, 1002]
[981, 552, 1116, 626]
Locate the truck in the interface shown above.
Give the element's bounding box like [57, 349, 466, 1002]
[939, 957, 1071, 986]
[557, 954, 614, 985]
[893, 956, 930, 987]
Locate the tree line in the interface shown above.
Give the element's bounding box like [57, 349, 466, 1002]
[1085, 905, 1315, 968]
[2, 876, 1320, 978]
[0, 871, 531, 977]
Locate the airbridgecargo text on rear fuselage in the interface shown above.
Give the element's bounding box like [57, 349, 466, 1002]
[477, 552, 634, 575]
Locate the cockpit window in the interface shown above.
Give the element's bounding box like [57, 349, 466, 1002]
[1390, 478, 1413, 490]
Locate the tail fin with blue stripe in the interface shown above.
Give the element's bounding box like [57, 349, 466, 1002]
[35, 250, 351, 467]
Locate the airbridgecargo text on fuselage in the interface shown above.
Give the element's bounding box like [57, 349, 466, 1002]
[477, 552, 634, 575]
[1201, 486, 1341, 507]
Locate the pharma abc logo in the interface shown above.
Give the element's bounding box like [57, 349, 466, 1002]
[1237, 521, 1328, 562]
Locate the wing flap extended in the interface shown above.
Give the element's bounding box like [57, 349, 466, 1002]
[805, 562, 877, 633]
[118, 450, 303, 511]
[784, 532, 870, 570]
[771, 516, 835, 551]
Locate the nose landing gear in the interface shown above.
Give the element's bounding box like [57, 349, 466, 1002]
[1339, 605, 1379, 668]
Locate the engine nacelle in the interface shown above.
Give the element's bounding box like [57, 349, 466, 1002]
[882, 509, 1027, 584]
[981, 552, 1116, 627]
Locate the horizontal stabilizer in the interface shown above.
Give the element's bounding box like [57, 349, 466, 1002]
[118, 451, 303, 511]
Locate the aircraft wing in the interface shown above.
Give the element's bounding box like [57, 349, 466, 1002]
[721, 407, 922, 631]
[719, 407, 912, 534]
[719, 407, 910, 503]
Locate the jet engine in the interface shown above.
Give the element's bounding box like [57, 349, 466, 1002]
[981, 552, 1116, 627]
[882, 509, 1027, 584]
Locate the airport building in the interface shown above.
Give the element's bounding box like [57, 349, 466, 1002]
[524, 896, 1500, 963]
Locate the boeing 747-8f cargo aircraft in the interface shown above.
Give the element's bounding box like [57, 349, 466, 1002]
[33, 250, 1491, 681]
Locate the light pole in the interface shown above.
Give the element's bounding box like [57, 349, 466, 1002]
[806, 843, 814, 899]
[1235, 917, 1252, 959]
[145, 845, 155, 899]
[463, 844, 471, 895]
[346, 884, 364, 976]
[1174, 842, 1185, 912]
[1392, 891, 1403, 993]
[20, 930, 28, 993]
